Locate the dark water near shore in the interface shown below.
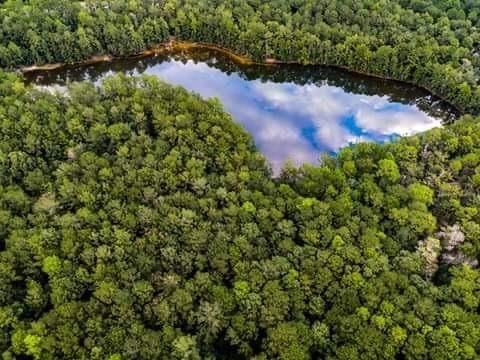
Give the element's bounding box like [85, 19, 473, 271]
[25, 48, 458, 172]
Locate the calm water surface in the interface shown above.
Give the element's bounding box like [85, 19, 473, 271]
[25, 49, 458, 172]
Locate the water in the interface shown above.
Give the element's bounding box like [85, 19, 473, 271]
[25, 48, 458, 172]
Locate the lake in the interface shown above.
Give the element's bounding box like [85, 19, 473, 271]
[25, 48, 458, 173]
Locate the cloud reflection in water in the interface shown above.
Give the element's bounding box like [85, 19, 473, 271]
[139, 59, 442, 173]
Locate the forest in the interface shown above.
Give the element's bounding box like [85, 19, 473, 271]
[0, 0, 479, 113]
[0, 0, 479, 359]
[0, 72, 478, 359]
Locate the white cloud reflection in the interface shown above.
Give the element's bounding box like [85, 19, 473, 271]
[138, 59, 442, 174]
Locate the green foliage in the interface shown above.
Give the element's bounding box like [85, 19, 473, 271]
[0, 70, 478, 359]
[0, 0, 479, 113]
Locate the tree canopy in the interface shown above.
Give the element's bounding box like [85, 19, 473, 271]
[0, 0, 479, 113]
[0, 0, 479, 358]
[0, 72, 478, 359]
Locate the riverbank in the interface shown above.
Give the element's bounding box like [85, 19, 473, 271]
[20, 40, 460, 113]
[20, 41, 255, 73]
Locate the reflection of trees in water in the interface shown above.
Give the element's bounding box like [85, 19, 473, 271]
[25, 48, 458, 122]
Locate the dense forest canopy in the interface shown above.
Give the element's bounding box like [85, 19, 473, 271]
[0, 72, 478, 359]
[0, 0, 479, 359]
[0, 0, 479, 113]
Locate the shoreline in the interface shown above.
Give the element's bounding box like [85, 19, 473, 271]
[20, 41, 256, 73]
[20, 40, 461, 113]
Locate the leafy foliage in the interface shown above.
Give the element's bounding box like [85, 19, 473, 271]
[0, 0, 479, 358]
[0, 72, 478, 359]
[0, 0, 479, 113]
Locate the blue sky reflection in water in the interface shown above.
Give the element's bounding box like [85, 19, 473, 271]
[27, 53, 456, 173]
[142, 59, 441, 172]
